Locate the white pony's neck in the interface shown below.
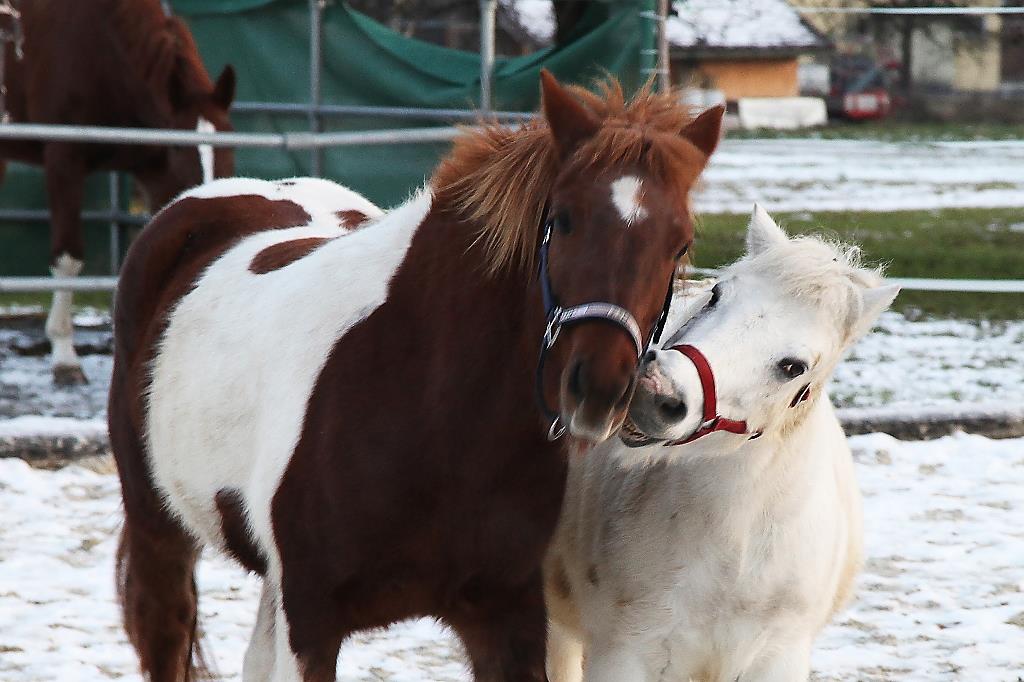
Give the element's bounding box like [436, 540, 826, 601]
[654, 396, 839, 526]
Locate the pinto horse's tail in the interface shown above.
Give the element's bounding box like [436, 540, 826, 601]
[110, 370, 212, 681]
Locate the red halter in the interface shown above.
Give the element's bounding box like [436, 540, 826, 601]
[663, 344, 758, 446]
[662, 344, 812, 447]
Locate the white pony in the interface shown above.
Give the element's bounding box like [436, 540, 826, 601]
[544, 205, 900, 682]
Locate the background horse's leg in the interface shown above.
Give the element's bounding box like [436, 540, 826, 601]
[447, 571, 549, 682]
[243, 582, 278, 681]
[42, 143, 87, 385]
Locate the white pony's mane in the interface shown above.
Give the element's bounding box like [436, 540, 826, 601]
[728, 234, 884, 330]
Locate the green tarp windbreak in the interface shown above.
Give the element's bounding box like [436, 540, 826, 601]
[0, 0, 653, 275]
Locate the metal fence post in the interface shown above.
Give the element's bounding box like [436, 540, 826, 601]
[638, 0, 661, 89]
[657, 0, 670, 91]
[479, 0, 497, 112]
[108, 172, 121, 274]
[309, 0, 324, 176]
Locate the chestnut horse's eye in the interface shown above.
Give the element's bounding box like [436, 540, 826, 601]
[675, 243, 690, 260]
[778, 358, 808, 379]
[552, 212, 571, 235]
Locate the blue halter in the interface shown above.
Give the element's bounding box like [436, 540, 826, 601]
[534, 215, 675, 440]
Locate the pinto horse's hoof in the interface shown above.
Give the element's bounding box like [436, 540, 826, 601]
[53, 365, 89, 386]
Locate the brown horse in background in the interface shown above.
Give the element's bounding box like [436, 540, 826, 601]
[0, 0, 235, 384]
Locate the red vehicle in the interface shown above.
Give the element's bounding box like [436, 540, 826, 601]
[828, 55, 894, 120]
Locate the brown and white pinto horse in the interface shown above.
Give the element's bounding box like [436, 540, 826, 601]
[0, 0, 235, 384]
[109, 72, 723, 681]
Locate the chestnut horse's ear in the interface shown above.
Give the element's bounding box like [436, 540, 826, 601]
[681, 104, 725, 158]
[212, 65, 236, 110]
[540, 69, 600, 159]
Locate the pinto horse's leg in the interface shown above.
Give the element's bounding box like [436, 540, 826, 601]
[447, 571, 549, 682]
[42, 143, 88, 385]
[270, 582, 341, 682]
[243, 582, 279, 681]
[110, 372, 209, 682]
[116, 519, 204, 682]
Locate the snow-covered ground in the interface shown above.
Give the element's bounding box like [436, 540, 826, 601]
[834, 315, 1024, 409]
[1, 432, 1021, 681]
[696, 139, 1024, 214]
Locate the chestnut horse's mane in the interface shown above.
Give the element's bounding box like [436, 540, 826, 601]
[432, 78, 706, 275]
[109, 0, 213, 108]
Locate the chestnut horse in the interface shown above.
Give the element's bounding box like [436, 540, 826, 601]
[109, 72, 723, 681]
[0, 0, 235, 384]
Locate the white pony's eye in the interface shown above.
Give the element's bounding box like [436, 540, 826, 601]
[778, 358, 808, 379]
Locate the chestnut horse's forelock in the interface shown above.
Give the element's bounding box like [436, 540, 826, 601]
[432, 79, 708, 276]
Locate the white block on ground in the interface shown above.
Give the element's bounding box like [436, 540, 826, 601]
[738, 97, 828, 130]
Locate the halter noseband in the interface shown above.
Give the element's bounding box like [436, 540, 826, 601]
[661, 344, 812, 447]
[662, 344, 757, 446]
[535, 216, 674, 440]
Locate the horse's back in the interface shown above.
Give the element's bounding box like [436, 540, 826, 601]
[111, 178, 387, 545]
[115, 180, 330, 358]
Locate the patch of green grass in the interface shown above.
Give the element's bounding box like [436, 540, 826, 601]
[1, 208, 1020, 320]
[691, 207, 1024, 319]
[0, 291, 114, 313]
[728, 121, 1024, 142]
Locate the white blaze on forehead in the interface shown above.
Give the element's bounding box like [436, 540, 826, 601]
[196, 117, 215, 184]
[610, 175, 647, 226]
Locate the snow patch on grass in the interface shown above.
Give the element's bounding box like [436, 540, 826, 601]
[697, 139, 1024, 214]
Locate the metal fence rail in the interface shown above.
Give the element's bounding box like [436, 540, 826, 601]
[4, 274, 1023, 295]
[686, 268, 1024, 294]
[232, 101, 535, 122]
[0, 277, 119, 293]
[0, 122, 468, 149]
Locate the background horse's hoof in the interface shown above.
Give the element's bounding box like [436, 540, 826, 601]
[53, 365, 89, 386]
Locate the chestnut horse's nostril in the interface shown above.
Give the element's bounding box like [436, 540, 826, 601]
[656, 395, 687, 423]
[643, 350, 657, 364]
[569, 359, 586, 402]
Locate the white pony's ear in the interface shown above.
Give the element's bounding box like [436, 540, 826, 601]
[848, 284, 901, 341]
[746, 203, 788, 256]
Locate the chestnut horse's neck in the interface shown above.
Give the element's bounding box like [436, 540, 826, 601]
[373, 191, 551, 440]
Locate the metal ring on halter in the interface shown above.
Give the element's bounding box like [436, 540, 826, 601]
[543, 306, 563, 349]
[548, 417, 567, 441]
